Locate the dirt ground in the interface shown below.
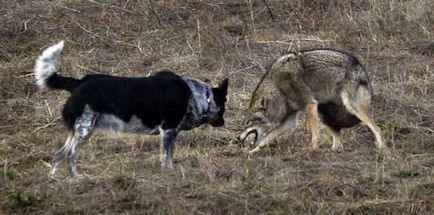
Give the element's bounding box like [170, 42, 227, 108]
[1, 0, 433, 214]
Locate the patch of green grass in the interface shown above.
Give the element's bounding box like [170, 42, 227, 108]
[3, 167, 19, 181]
[357, 174, 375, 184]
[112, 174, 136, 191]
[50, 205, 87, 215]
[354, 203, 377, 215]
[7, 191, 42, 209]
[383, 124, 396, 143]
[7, 42, 39, 56]
[397, 166, 420, 178]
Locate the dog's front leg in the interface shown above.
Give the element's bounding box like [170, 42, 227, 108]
[159, 128, 178, 169]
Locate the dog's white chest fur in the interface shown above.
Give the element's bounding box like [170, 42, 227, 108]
[97, 114, 159, 134]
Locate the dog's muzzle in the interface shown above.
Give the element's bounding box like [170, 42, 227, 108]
[200, 115, 209, 124]
[210, 118, 225, 127]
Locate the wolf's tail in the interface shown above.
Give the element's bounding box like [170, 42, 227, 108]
[34, 41, 80, 93]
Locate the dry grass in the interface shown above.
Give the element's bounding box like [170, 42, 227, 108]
[1, 0, 433, 214]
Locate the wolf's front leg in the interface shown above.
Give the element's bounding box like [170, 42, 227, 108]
[159, 128, 178, 169]
[306, 101, 320, 149]
[249, 112, 299, 154]
[249, 129, 282, 154]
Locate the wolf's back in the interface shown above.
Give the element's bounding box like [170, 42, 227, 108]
[299, 49, 373, 96]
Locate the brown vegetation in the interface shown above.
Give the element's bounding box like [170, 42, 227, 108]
[1, 0, 433, 214]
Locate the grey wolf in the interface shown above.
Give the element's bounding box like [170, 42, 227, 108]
[238, 48, 385, 153]
[35, 41, 229, 176]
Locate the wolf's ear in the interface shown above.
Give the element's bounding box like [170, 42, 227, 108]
[259, 97, 268, 112]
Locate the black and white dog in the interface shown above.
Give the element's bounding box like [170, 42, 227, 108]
[35, 41, 229, 176]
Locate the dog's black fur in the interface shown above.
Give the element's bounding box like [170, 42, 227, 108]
[35, 41, 229, 176]
[57, 71, 192, 131]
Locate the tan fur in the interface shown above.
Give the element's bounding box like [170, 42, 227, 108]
[239, 49, 385, 153]
[306, 101, 320, 149]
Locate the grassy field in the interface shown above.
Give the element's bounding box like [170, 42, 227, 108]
[1, 0, 433, 214]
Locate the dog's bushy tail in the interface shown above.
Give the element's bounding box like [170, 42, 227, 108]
[34, 41, 80, 93]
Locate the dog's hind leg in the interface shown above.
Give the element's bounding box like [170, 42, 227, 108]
[306, 101, 321, 150]
[341, 89, 385, 149]
[50, 132, 74, 175]
[250, 111, 299, 154]
[159, 128, 178, 169]
[67, 107, 97, 177]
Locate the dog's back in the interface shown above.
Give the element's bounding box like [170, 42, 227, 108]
[62, 72, 191, 131]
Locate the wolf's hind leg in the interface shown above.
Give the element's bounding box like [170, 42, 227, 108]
[325, 127, 342, 151]
[341, 89, 385, 149]
[306, 101, 321, 149]
[249, 112, 299, 154]
[50, 133, 73, 175]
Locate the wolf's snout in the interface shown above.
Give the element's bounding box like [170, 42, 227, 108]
[239, 127, 260, 146]
[238, 129, 249, 142]
[237, 133, 246, 142]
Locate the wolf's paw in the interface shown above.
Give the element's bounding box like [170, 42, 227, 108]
[332, 144, 343, 152]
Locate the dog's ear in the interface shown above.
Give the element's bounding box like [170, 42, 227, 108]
[217, 78, 229, 95]
[212, 78, 229, 104]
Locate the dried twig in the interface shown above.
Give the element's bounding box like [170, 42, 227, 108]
[74, 20, 115, 48]
[44, 99, 53, 118]
[76, 65, 98, 73]
[246, 0, 256, 39]
[87, 0, 134, 14]
[262, 0, 275, 21]
[228, 65, 257, 77]
[74, 21, 103, 42]
[249, 58, 267, 74]
[196, 17, 201, 50]
[33, 117, 61, 132]
[148, 0, 162, 26]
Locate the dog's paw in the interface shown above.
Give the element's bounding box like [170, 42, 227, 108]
[161, 161, 174, 170]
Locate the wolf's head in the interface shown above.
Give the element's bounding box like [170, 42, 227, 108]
[238, 53, 300, 146]
[208, 78, 229, 127]
[238, 91, 288, 146]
